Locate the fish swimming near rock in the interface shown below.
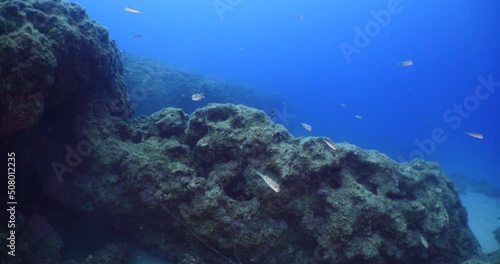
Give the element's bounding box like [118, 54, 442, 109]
[256, 172, 280, 193]
[125, 6, 143, 14]
[398, 60, 413, 67]
[191, 93, 205, 101]
[301, 123, 312, 131]
[465, 132, 483, 139]
[323, 139, 337, 151]
[420, 234, 429, 248]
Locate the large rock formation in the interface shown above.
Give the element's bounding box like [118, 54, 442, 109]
[0, 0, 130, 136]
[0, 1, 130, 261]
[50, 103, 480, 264]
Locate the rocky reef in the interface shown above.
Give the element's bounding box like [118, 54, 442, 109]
[0, 0, 130, 136]
[48, 103, 480, 264]
[0, 0, 486, 263]
[0, 0, 130, 262]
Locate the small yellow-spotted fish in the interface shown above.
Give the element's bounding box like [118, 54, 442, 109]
[301, 123, 312, 131]
[354, 115, 362, 120]
[125, 6, 143, 14]
[398, 60, 413, 67]
[132, 34, 143, 39]
[323, 139, 337, 151]
[256, 172, 280, 193]
[465, 132, 483, 139]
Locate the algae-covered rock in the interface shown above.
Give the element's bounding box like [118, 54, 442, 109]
[54, 103, 480, 264]
[17, 214, 63, 264]
[147, 107, 188, 139]
[0, 0, 128, 136]
[462, 260, 492, 264]
[81, 242, 130, 264]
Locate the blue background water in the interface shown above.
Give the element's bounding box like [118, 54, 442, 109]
[68, 0, 500, 188]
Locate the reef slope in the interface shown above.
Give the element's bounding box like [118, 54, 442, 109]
[55, 103, 479, 264]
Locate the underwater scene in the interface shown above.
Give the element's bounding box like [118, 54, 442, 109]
[1, 0, 500, 263]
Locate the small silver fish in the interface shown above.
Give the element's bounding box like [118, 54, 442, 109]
[420, 234, 429, 248]
[125, 6, 143, 14]
[465, 132, 483, 139]
[324, 139, 337, 151]
[256, 172, 280, 193]
[398, 60, 413, 67]
[301, 123, 312, 131]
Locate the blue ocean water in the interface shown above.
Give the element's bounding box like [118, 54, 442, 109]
[69, 0, 500, 188]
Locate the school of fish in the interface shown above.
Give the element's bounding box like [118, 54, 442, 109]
[122, 6, 484, 183]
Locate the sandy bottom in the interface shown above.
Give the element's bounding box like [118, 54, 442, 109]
[460, 191, 500, 253]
